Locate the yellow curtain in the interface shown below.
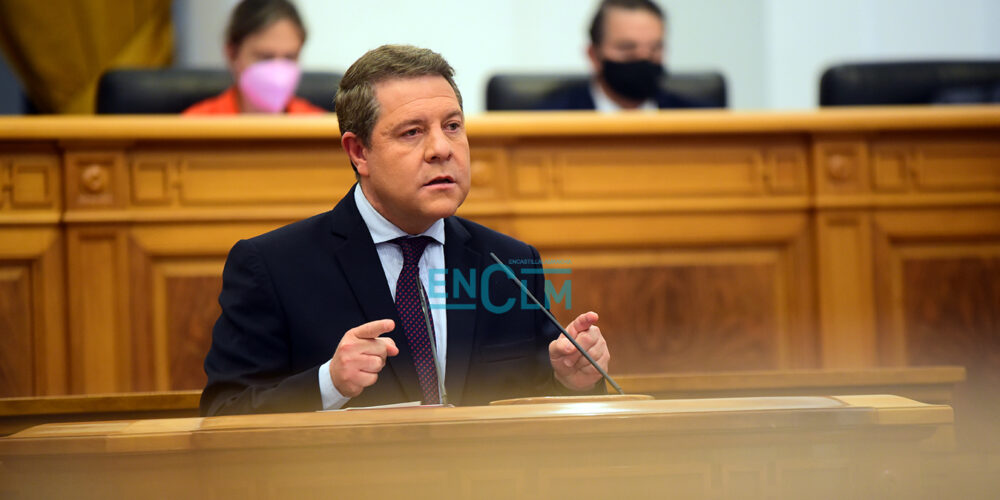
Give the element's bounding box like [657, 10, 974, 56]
[0, 0, 173, 114]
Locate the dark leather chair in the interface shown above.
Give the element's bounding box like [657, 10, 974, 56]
[96, 68, 342, 114]
[819, 61, 1000, 106]
[485, 71, 727, 110]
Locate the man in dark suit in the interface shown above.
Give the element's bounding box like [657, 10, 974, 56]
[536, 0, 710, 111]
[201, 45, 610, 416]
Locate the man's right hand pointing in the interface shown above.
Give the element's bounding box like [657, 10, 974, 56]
[330, 319, 398, 398]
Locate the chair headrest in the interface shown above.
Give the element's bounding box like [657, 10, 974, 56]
[485, 71, 727, 110]
[96, 68, 342, 114]
[820, 60, 1000, 106]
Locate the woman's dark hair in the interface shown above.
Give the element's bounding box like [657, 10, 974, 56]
[225, 0, 306, 48]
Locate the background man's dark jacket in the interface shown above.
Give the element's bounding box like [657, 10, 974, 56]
[534, 81, 713, 110]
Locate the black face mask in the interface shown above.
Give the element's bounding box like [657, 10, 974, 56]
[600, 59, 665, 101]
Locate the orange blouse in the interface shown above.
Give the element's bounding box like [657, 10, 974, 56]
[182, 87, 325, 115]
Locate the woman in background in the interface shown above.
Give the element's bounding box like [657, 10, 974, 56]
[184, 0, 323, 114]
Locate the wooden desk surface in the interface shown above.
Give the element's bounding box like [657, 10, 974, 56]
[0, 366, 963, 437]
[1, 106, 999, 140]
[0, 395, 955, 499]
[2, 395, 950, 450]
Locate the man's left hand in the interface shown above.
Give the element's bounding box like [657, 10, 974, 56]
[549, 311, 610, 391]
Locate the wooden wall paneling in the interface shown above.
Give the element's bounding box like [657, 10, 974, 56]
[535, 135, 810, 201]
[872, 218, 907, 367]
[156, 261, 222, 391]
[544, 249, 782, 373]
[814, 135, 870, 197]
[783, 217, 819, 369]
[128, 223, 289, 391]
[0, 111, 997, 398]
[910, 136, 1000, 193]
[30, 230, 66, 396]
[509, 148, 554, 200]
[9, 154, 59, 211]
[65, 228, 131, 393]
[0, 157, 8, 210]
[0, 147, 66, 397]
[0, 262, 33, 396]
[130, 154, 177, 206]
[536, 212, 814, 374]
[171, 144, 350, 206]
[815, 212, 878, 368]
[554, 141, 767, 198]
[872, 209, 1000, 450]
[128, 234, 155, 391]
[869, 132, 1000, 201]
[0, 228, 66, 397]
[63, 149, 127, 210]
[465, 145, 510, 203]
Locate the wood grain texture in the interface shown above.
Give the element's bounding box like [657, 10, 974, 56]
[66, 229, 131, 394]
[816, 212, 878, 368]
[165, 275, 220, 390]
[902, 253, 1000, 450]
[0, 397, 954, 499]
[0, 266, 33, 397]
[0, 111, 996, 401]
[552, 263, 779, 373]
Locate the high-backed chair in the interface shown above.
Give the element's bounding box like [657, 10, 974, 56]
[485, 71, 727, 110]
[819, 61, 1000, 106]
[96, 68, 342, 114]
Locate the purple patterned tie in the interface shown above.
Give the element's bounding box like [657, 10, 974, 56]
[392, 236, 440, 404]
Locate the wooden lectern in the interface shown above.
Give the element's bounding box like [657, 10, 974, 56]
[0, 395, 951, 499]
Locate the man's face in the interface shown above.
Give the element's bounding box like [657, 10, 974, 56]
[355, 75, 471, 234]
[589, 7, 664, 71]
[227, 18, 303, 76]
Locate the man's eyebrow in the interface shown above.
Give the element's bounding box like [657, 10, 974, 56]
[389, 118, 426, 133]
[443, 109, 464, 121]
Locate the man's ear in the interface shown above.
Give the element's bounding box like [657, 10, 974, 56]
[586, 44, 602, 76]
[341, 132, 370, 176]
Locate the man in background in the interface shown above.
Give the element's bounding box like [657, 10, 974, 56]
[537, 0, 710, 111]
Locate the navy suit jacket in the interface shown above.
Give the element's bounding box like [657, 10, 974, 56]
[201, 185, 585, 415]
[534, 81, 713, 110]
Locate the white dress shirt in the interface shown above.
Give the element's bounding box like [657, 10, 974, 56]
[318, 185, 448, 409]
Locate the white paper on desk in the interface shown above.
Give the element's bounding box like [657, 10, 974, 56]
[319, 401, 423, 412]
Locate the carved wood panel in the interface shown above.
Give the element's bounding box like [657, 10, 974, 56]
[127, 223, 286, 391]
[66, 229, 131, 393]
[892, 245, 999, 450]
[0, 227, 66, 396]
[872, 209, 1000, 450]
[0, 265, 33, 396]
[163, 269, 221, 390]
[545, 242, 814, 374]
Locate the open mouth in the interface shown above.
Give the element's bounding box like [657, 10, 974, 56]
[424, 176, 455, 186]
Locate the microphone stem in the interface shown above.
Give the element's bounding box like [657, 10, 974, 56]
[489, 252, 625, 395]
[416, 274, 448, 405]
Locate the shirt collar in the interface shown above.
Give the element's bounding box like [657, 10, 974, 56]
[353, 184, 445, 245]
[590, 80, 658, 113]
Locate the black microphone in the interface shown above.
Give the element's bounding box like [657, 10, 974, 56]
[488, 252, 625, 395]
[416, 274, 448, 405]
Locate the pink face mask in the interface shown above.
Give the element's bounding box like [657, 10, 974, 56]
[238, 59, 302, 113]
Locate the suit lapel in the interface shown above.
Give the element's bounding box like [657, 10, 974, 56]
[330, 186, 423, 402]
[443, 217, 480, 405]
